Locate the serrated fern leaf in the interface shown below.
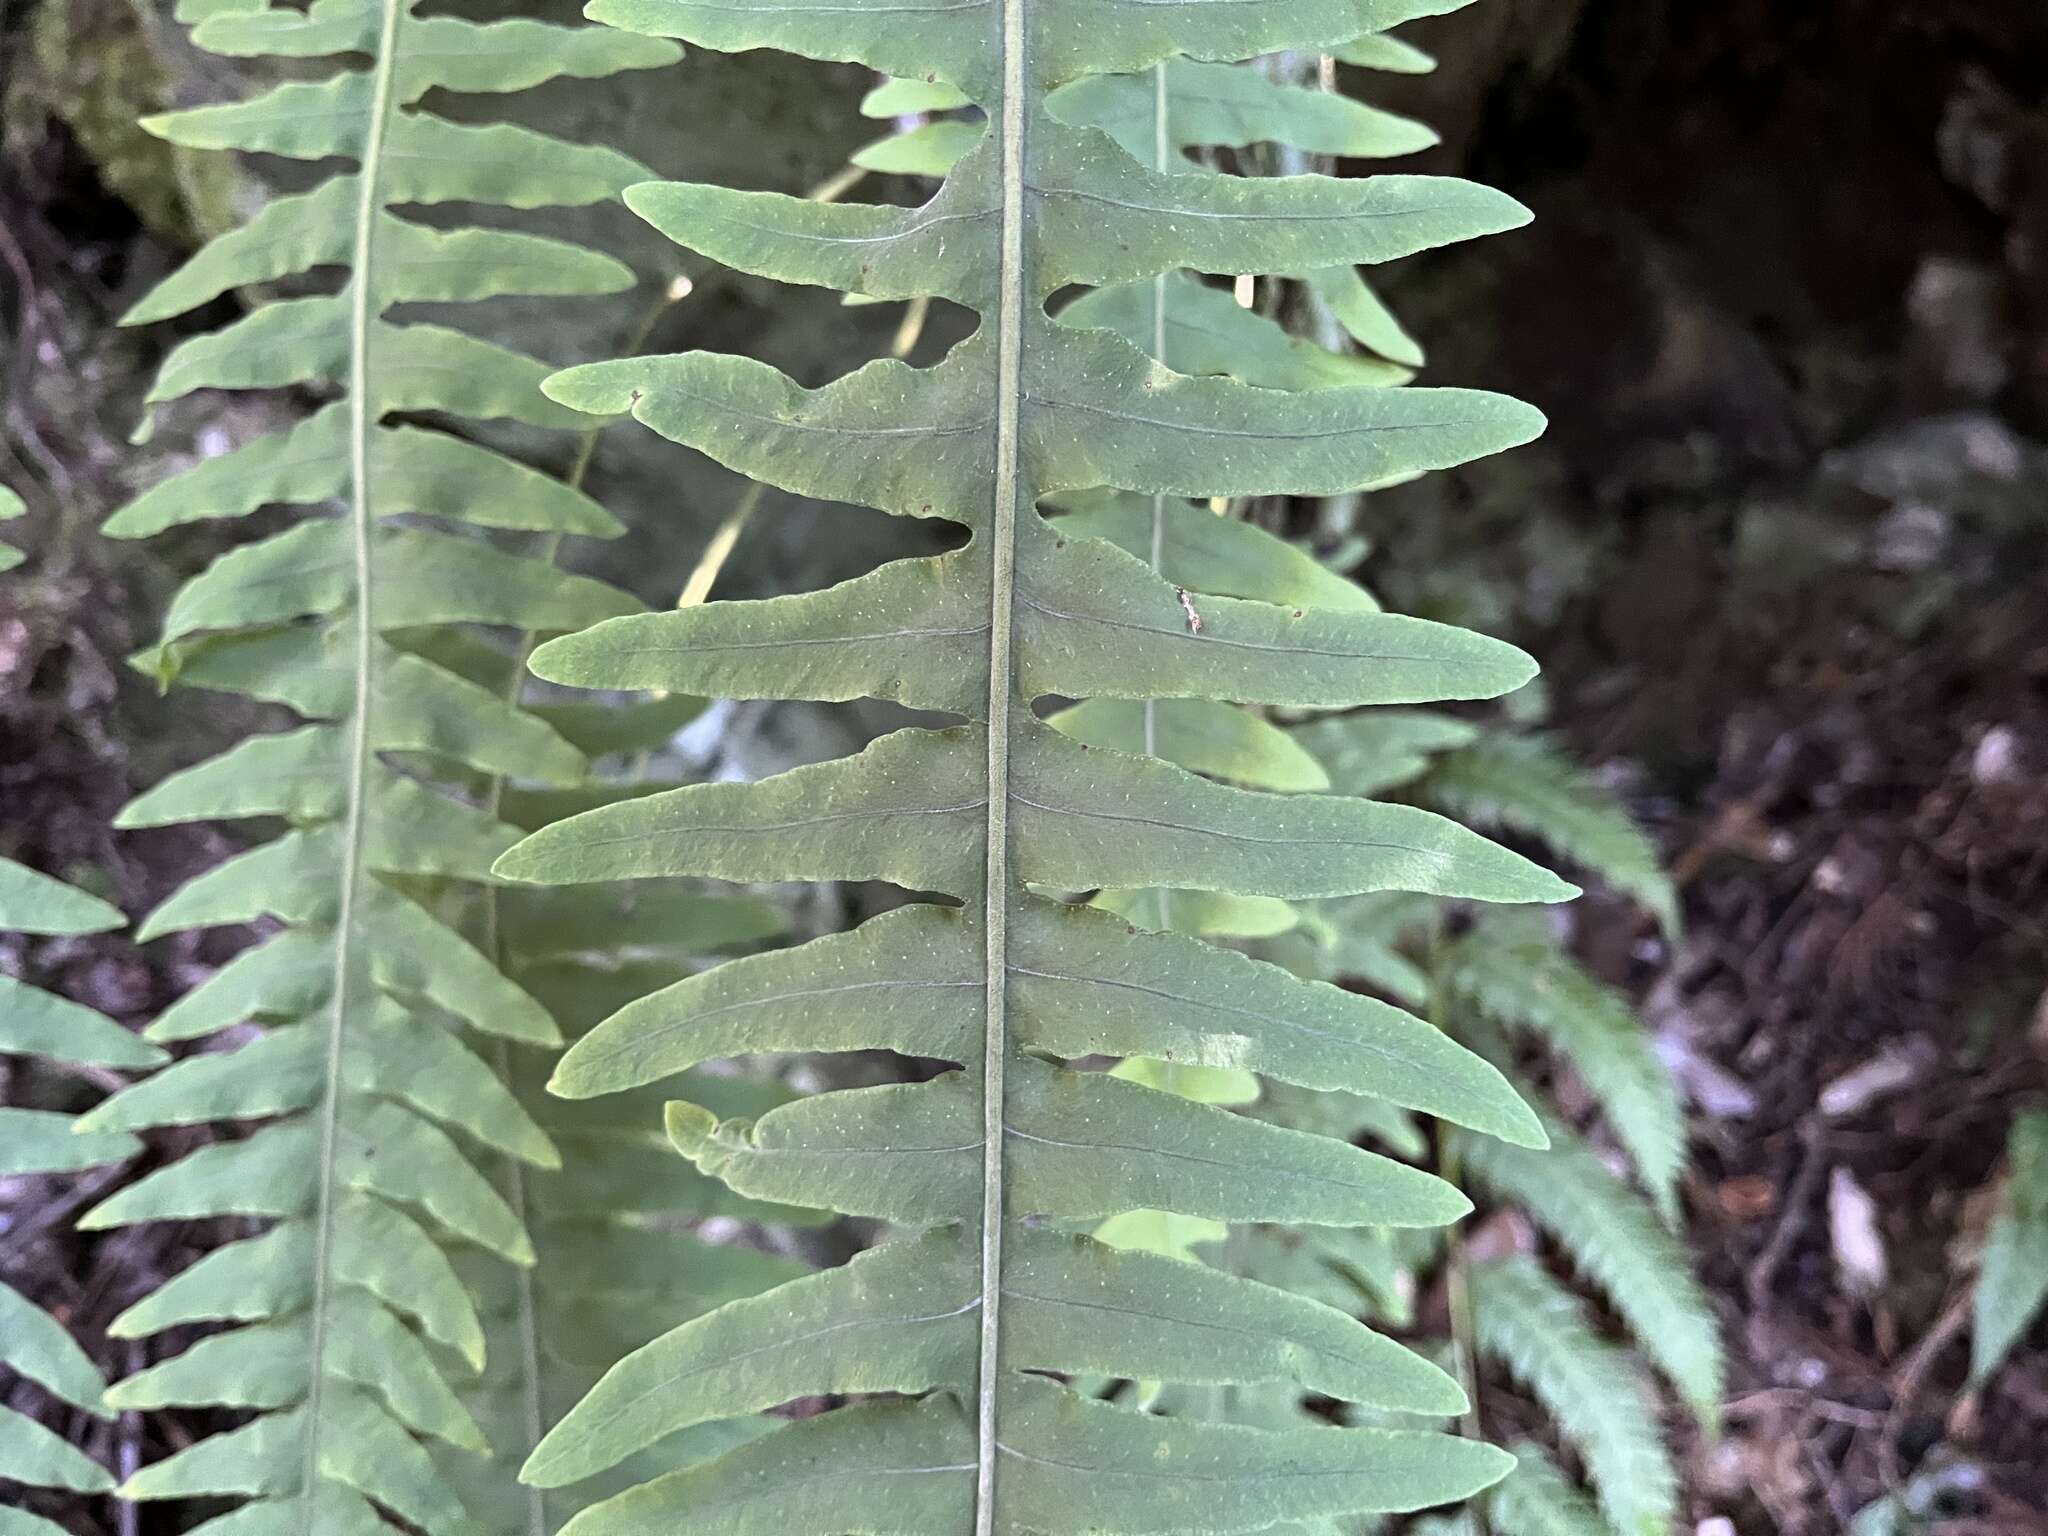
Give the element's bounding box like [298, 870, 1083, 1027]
[1455, 1122, 1722, 1433]
[93, 4, 675, 1527]
[496, 2, 1570, 1530]
[1445, 914, 1687, 1225]
[1418, 733, 1679, 935]
[1467, 1258, 1677, 1536]
[1971, 1106, 2048, 1386]
[1488, 1440, 1614, 1536]
[0, 855, 157, 1526]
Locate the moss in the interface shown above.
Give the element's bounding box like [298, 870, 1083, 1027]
[12, 0, 248, 245]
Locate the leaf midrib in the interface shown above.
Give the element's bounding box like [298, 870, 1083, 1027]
[974, 0, 1028, 1525]
[299, 0, 403, 1518]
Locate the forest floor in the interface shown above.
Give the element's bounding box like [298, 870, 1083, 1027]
[1560, 505, 2048, 1534]
[7, 1, 2048, 1532]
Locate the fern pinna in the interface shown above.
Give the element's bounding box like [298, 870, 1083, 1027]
[499, 0, 1573, 1529]
[0, 858, 147, 1531]
[0, 496, 161, 1524]
[83, 2, 674, 1529]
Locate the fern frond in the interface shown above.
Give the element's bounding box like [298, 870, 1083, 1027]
[1418, 732, 1679, 935]
[1488, 1440, 1614, 1536]
[1456, 1122, 1723, 1433]
[496, 1, 1569, 1528]
[449, 867, 808, 1532]
[1468, 1257, 1677, 1536]
[92, 4, 676, 1527]
[0, 855, 158, 1528]
[1445, 913, 1687, 1224]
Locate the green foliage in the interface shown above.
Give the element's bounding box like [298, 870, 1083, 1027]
[88, 0, 680, 1528]
[1443, 911, 1687, 1224]
[0, 856, 155, 1530]
[1468, 1259, 1676, 1536]
[1457, 1119, 1722, 1435]
[1971, 1106, 2048, 1386]
[1416, 732, 1679, 937]
[1488, 1441, 1612, 1536]
[1272, 710, 1717, 1531]
[493, 1, 1575, 1530]
[446, 856, 806, 1534]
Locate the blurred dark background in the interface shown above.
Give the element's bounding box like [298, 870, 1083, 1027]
[4, 1, 2047, 1529]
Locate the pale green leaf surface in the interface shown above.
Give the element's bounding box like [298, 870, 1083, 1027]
[0, 975, 166, 1068]
[1306, 263, 1426, 367]
[0, 1107, 141, 1175]
[1294, 709, 1480, 797]
[1972, 1108, 2048, 1385]
[1053, 489, 1377, 612]
[1049, 697, 1331, 791]
[1061, 272, 1410, 390]
[1334, 32, 1438, 73]
[554, 1374, 1507, 1535]
[107, 405, 625, 539]
[0, 1280, 109, 1413]
[0, 1405, 115, 1494]
[107, 1198, 486, 1365]
[669, 1058, 1467, 1228]
[862, 76, 972, 115]
[1050, 57, 1437, 160]
[1488, 1442, 1609, 1536]
[530, 1226, 1460, 1489]
[1093, 886, 1300, 939]
[0, 857, 122, 934]
[853, 119, 986, 175]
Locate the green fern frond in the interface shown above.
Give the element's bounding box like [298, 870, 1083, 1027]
[1418, 732, 1679, 935]
[1488, 1440, 1614, 1536]
[1445, 913, 1687, 1224]
[449, 866, 807, 1532]
[1456, 1122, 1723, 1433]
[91, 2, 676, 1527]
[0, 856, 159, 1529]
[495, 0, 1568, 1528]
[1468, 1257, 1677, 1536]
